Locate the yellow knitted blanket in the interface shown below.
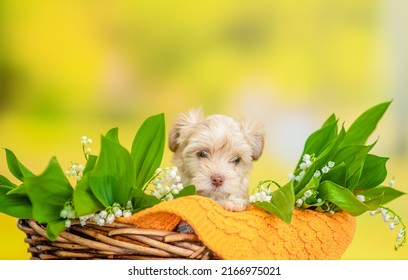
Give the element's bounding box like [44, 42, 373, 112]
[119, 195, 356, 260]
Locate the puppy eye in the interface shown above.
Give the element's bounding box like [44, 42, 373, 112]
[197, 151, 209, 159]
[231, 156, 241, 165]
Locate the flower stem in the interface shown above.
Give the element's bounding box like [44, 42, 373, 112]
[380, 206, 406, 251]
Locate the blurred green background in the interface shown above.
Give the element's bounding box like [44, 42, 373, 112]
[1, 0, 407, 259]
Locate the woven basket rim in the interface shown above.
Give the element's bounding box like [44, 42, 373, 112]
[17, 219, 217, 260]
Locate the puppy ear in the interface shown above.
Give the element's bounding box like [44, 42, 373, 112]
[168, 108, 205, 152]
[240, 120, 265, 160]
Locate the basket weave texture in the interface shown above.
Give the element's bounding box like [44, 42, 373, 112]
[17, 219, 216, 260]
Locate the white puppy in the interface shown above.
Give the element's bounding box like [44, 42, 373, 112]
[168, 108, 265, 211]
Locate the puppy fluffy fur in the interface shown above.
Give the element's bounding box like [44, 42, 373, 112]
[168, 108, 265, 211]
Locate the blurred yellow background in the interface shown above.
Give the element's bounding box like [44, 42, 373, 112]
[0, 0, 407, 259]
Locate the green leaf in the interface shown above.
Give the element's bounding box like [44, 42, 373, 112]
[295, 177, 319, 200]
[297, 117, 338, 168]
[294, 126, 345, 193]
[321, 162, 347, 186]
[318, 181, 379, 216]
[89, 175, 116, 207]
[7, 183, 28, 196]
[326, 125, 346, 160]
[358, 154, 388, 189]
[24, 157, 73, 224]
[303, 198, 325, 208]
[131, 187, 161, 212]
[105, 127, 119, 143]
[131, 113, 165, 189]
[173, 185, 196, 199]
[83, 154, 98, 175]
[322, 113, 337, 127]
[364, 193, 385, 209]
[341, 101, 391, 147]
[0, 175, 16, 188]
[334, 144, 372, 190]
[0, 185, 32, 219]
[4, 149, 34, 181]
[255, 181, 295, 224]
[73, 174, 104, 216]
[358, 186, 405, 205]
[89, 136, 135, 207]
[46, 220, 66, 241]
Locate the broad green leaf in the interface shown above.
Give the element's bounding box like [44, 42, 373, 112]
[334, 144, 372, 190]
[131, 113, 165, 189]
[4, 149, 34, 181]
[303, 198, 325, 208]
[326, 126, 346, 160]
[0, 175, 16, 188]
[294, 127, 345, 193]
[318, 181, 378, 216]
[73, 174, 104, 216]
[82, 154, 98, 175]
[7, 183, 28, 195]
[321, 113, 336, 127]
[131, 187, 161, 212]
[358, 186, 405, 205]
[89, 136, 135, 207]
[255, 181, 295, 224]
[173, 185, 196, 199]
[89, 175, 117, 207]
[341, 101, 391, 147]
[364, 193, 385, 209]
[105, 127, 119, 143]
[46, 220, 66, 241]
[295, 177, 319, 200]
[297, 118, 338, 168]
[321, 162, 347, 187]
[24, 157, 73, 224]
[358, 154, 388, 189]
[0, 185, 32, 219]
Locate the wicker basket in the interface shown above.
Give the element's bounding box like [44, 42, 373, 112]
[16, 196, 357, 260]
[17, 219, 217, 260]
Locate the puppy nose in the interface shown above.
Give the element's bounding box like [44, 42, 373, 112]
[211, 175, 224, 187]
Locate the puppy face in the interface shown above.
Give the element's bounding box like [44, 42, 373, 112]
[168, 108, 265, 211]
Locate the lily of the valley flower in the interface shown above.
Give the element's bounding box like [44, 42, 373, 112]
[369, 207, 406, 250]
[288, 154, 335, 183]
[150, 166, 185, 201]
